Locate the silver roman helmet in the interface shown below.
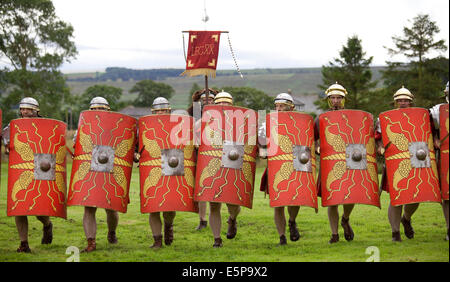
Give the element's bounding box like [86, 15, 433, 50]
[200, 90, 216, 100]
[19, 97, 40, 112]
[90, 97, 110, 110]
[274, 93, 294, 107]
[151, 97, 171, 112]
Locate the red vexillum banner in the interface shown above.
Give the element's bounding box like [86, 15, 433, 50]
[181, 31, 221, 78]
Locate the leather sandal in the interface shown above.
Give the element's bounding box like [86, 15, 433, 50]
[278, 235, 287, 246]
[401, 216, 414, 239]
[341, 216, 354, 241]
[150, 235, 163, 249]
[41, 222, 53, 244]
[107, 231, 118, 244]
[82, 238, 96, 253]
[17, 241, 31, 253]
[288, 220, 300, 241]
[213, 237, 223, 248]
[195, 220, 208, 231]
[226, 217, 237, 239]
[329, 234, 339, 244]
[164, 223, 174, 246]
[392, 231, 402, 242]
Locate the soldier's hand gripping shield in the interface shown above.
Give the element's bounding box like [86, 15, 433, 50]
[439, 104, 449, 200]
[67, 111, 137, 213]
[379, 108, 441, 206]
[319, 110, 380, 208]
[138, 114, 197, 213]
[194, 105, 258, 208]
[266, 111, 318, 210]
[7, 118, 67, 218]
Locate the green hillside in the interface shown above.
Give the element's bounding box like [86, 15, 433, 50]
[65, 67, 385, 111]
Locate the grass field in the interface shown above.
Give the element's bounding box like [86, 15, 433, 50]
[0, 159, 448, 262]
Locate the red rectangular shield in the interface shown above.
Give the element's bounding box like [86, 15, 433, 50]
[319, 110, 380, 208]
[266, 111, 318, 210]
[138, 114, 197, 214]
[379, 107, 441, 206]
[439, 104, 449, 200]
[7, 118, 67, 218]
[194, 105, 258, 208]
[67, 111, 137, 213]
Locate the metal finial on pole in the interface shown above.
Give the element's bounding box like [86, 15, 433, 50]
[202, 0, 209, 29]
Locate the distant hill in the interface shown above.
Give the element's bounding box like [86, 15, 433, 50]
[65, 66, 386, 113]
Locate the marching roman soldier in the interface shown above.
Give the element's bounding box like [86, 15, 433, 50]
[316, 83, 380, 244]
[139, 97, 198, 249]
[260, 93, 311, 245]
[4, 97, 62, 253]
[376, 86, 441, 241]
[188, 88, 219, 231]
[68, 97, 137, 252]
[194, 91, 258, 247]
[429, 81, 449, 240]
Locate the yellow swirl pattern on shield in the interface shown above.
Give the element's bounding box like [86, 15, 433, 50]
[11, 171, 34, 202]
[13, 132, 34, 162]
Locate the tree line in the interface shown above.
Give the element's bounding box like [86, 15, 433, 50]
[1, 1, 448, 131]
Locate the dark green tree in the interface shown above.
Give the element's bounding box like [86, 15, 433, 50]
[80, 84, 125, 111]
[317, 35, 376, 111]
[383, 14, 448, 107]
[131, 79, 174, 107]
[221, 86, 273, 111]
[0, 0, 77, 124]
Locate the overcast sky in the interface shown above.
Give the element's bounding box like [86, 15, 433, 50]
[50, 0, 449, 73]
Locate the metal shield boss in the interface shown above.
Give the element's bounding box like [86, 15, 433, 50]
[194, 105, 258, 208]
[439, 104, 449, 200]
[67, 111, 137, 213]
[7, 118, 67, 218]
[138, 114, 197, 213]
[379, 108, 441, 206]
[319, 110, 380, 208]
[266, 111, 318, 210]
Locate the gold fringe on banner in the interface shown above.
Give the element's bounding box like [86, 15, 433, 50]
[180, 68, 217, 78]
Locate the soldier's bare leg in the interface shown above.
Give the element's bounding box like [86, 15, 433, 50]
[163, 211, 175, 245]
[443, 200, 449, 240]
[343, 204, 354, 218]
[15, 216, 28, 242]
[287, 206, 300, 241]
[226, 204, 240, 239]
[328, 205, 339, 236]
[105, 209, 118, 244]
[149, 212, 162, 236]
[15, 216, 31, 253]
[196, 201, 208, 230]
[388, 204, 402, 241]
[403, 203, 419, 220]
[149, 212, 163, 248]
[36, 215, 53, 244]
[274, 207, 287, 245]
[83, 206, 97, 239]
[209, 202, 223, 247]
[401, 203, 419, 239]
[82, 206, 97, 252]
